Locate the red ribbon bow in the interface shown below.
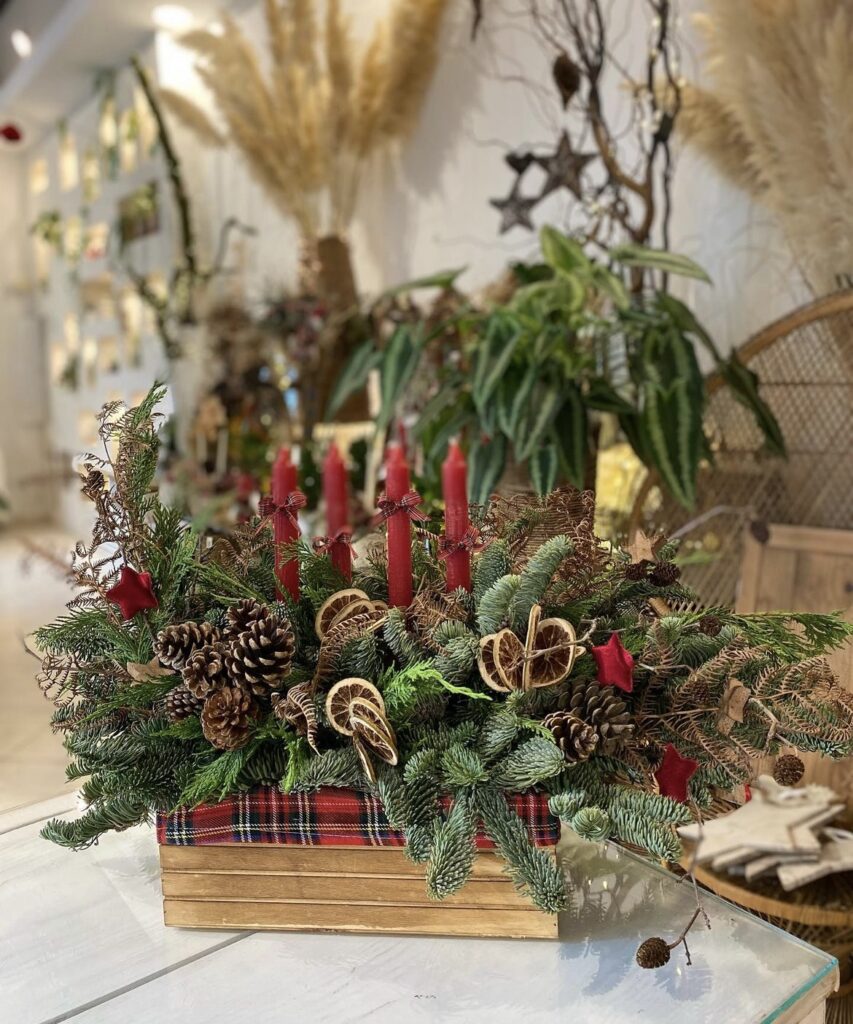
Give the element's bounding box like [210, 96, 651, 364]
[257, 490, 307, 530]
[371, 490, 430, 526]
[438, 527, 484, 560]
[312, 529, 357, 558]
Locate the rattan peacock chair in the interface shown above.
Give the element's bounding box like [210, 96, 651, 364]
[628, 290, 853, 610]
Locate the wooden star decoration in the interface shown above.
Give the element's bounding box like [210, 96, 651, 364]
[590, 632, 635, 693]
[654, 743, 698, 803]
[535, 130, 596, 200]
[126, 656, 174, 684]
[489, 182, 538, 234]
[777, 833, 853, 890]
[627, 528, 661, 564]
[679, 790, 844, 861]
[106, 566, 159, 621]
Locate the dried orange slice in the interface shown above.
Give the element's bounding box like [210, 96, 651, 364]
[494, 629, 526, 690]
[350, 702, 398, 766]
[525, 616, 583, 690]
[325, 677, 385, 735]
[478, 635, 507, 692]
[328, 598, 374, 631]
[315, 589, 370, 639]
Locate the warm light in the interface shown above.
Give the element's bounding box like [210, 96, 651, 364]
[11, 29, 32, 58]
[207, 20, 224, 36]
[151, 5, 194, 33]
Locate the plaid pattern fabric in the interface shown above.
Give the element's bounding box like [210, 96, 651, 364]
[157, 786, 559, 849]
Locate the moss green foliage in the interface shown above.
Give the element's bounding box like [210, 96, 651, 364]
[34, 388, 853, 914]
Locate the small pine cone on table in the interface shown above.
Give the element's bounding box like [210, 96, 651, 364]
[224, 598, 271, 640]
[183, 641, 229, 698]
[560, 678, 635, 754]
[636, 936, 671, 969]
[226, 617, 295, 697]
[154, 621, 220, 671]
[201, 683, 257, 750]
[164, 685, 203, 723]
[542, 711, 598, 763]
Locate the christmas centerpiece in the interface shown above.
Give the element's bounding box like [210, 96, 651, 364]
[34, 389, 853, 949]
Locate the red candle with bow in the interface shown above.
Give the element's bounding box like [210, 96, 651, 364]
[322, 441, 352, 581]
[385, 443, 415, 608]
[271, 446, 301, 601]
[441, 440, 472, 592]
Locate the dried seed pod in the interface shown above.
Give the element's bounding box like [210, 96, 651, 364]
[636, 937, 671, 969]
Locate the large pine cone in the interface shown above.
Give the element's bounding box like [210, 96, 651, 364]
[559, 678, 635, 754]
[226, 617, 295, 696]
[224, 598, 270, 640]
[201, 683, 257, 750]
[542, 711, 598, 763]
[154, 621, 220, 671]
[165, 685, 203, 722]
[183, 641, 229, 698]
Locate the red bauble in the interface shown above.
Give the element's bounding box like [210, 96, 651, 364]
[654, 744, 698, 803]
[590, 633, 635, 693]
[0, 124, 22, 142]
[106, 566, 159, 620]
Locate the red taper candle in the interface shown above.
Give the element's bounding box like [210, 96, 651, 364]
[441, 440, 471, 592]
[323, 441, 352, 581]
[272, 446, 300, 601]
[385, 442, 413, 608]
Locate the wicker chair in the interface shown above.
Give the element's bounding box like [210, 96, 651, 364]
[628, 290, 853, 609]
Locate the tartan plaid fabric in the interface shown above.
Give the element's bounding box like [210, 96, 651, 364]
[156, 786, 559, 849]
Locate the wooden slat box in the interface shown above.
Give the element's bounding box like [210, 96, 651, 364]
[157, 787, 560, 940]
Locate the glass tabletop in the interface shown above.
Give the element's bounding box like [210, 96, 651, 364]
[558, 831, 837, 1023]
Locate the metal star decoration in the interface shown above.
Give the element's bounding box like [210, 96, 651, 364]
[489, 181, 538, 234]
[535, 130, 596, 200]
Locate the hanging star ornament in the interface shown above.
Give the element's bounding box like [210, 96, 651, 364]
[106, 566, 159, 620]
[489, 181, 538, 234]
[535, 130, 596, 200]
[590, 633, 635, 692]
[654, 744, 698, 803]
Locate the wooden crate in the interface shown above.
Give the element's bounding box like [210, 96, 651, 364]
[160, 844, 558, 939]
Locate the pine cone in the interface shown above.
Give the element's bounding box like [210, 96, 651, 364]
[773, 754, 805, 787]
[164, 685, 203, 722]
[154, 621, 220, 670]
[559, 678, 635, 754]
[542, 711, 598, 762]
[225, 598, 270, 640]
[649, 561, 681, 587]
[201, 683, 257, 750]
[697, 614, 723, 637]
[226, 617, 295, 696]
[183, 641, 229, 698]
[624, 559, 651, 582]
[636, 937, 671, 969]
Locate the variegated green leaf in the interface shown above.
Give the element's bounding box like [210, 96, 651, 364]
[472, 316, 520, 411]
[376, 325, 423, 433]
[612, 244, 712, 283]
[552, 385, 588, 489]
[468, 434, 507, 506]
[529, 444, 559, 495]
[517, 383, 563, 460]
[326, 341, 382, 417]
[539, 226, 589, 275]
[498, 364, 537, 441]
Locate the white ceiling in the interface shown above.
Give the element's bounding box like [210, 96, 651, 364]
[0, 0, 234, 148]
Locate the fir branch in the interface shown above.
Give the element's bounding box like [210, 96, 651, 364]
[425, 795, 477, 899]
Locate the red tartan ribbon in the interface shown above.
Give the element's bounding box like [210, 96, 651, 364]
[438, 527, 484, 560]
[312, 529, 357, 559]
[156, 785, 559, 849]
[371, 490, 429, 526]
[257, 490, 307, 530]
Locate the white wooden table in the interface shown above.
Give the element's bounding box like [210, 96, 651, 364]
[0, 795, 838, 1024]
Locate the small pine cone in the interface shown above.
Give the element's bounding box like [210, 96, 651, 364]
[624, 559, 652, 582]
[154, 621, 220, 670]
[686, 680, 715, 709]
[201, 683, 257, 750]
[183, 641, 229, 698]
[226, 617, 295, 696]
[164, 685, 203, 722]
[543, 711, 598, 763]
[697, 614, 723, 637]
[773, 754, 805, 787]
[636, 937, 671, 969]
[224, 598, 270, 640]
[560, 678, 635, 755]
[649, 561, 681, 587]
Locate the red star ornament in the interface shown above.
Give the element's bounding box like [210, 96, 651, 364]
[654, 744, 699, 803]
[590, 633, 635, 692]
[106, 566, 159, 620]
